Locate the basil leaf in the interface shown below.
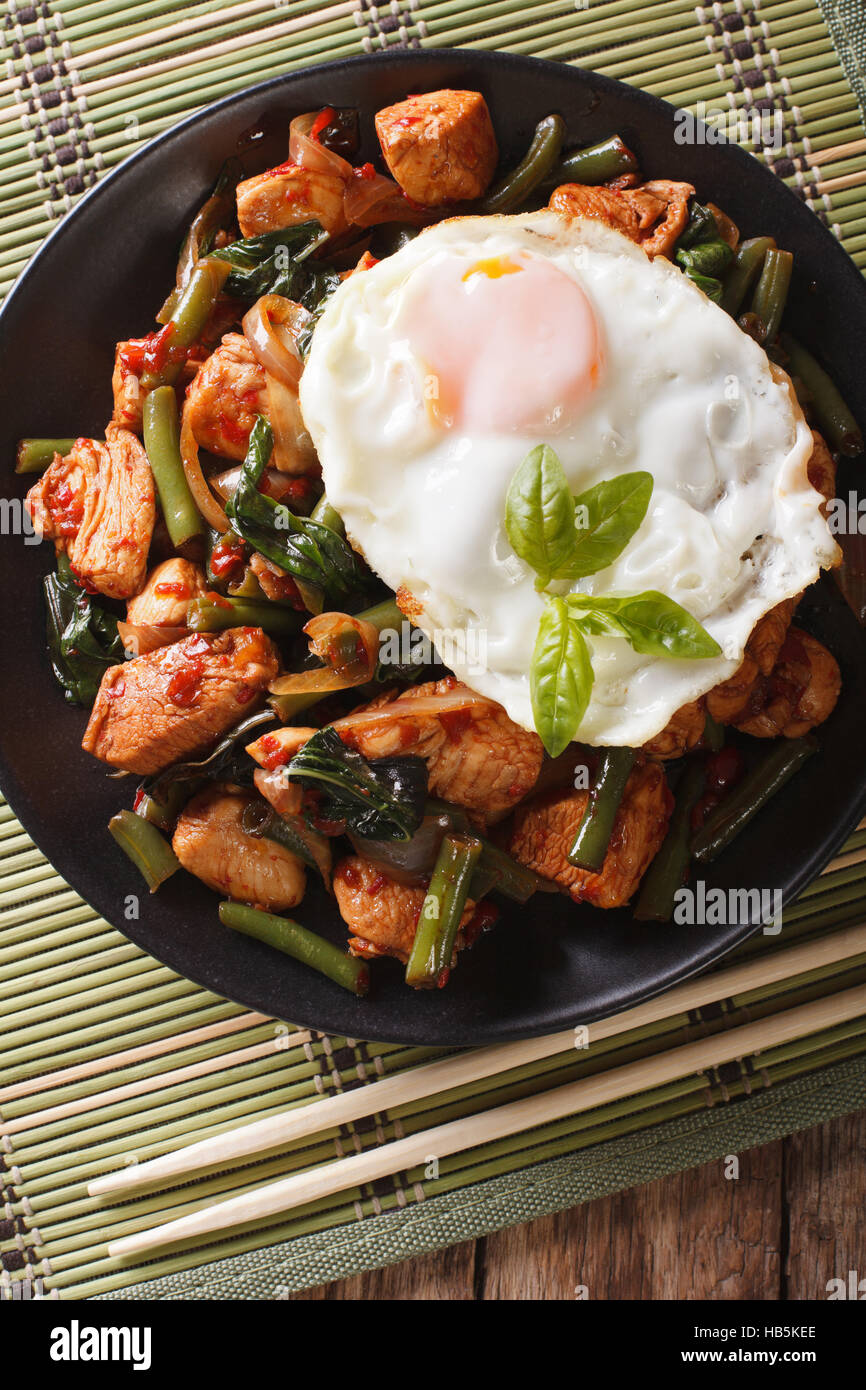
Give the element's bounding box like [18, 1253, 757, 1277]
[43, 555, 124, 706]
[563, 470, 653, 579]
[285, 727, 428, 841]
[505, 444, 576, 591]
[531, 597, 595, 756]
[568, 591, 722, 659]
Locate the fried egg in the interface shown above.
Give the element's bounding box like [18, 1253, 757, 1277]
[300, 211, 839, 747]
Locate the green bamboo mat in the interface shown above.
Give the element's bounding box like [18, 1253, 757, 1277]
[2, 0, 866, 1301]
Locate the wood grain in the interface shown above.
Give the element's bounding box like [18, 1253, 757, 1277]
[297, 1112, 864, 1300]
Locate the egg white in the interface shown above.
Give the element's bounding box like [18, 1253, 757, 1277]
[300, 211, 839, 747]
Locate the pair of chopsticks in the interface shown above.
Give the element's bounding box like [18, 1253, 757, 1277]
[92, 923, 866, 1259]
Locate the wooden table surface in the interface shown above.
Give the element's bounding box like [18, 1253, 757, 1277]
[296, 1110, 865, 1300]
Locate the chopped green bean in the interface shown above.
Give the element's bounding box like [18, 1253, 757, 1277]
[141, 258, 231, 388]
[142, 385, 205, 547]
[15, 437, 76, 474]
[109, 809, 180, 892]
[634, 762, 705, 921]
[187, 594, 303, 635]
[219, 900, 369, 996]
[134, 781, 193, 832]
[749, 248, 793, 344]
[405, 833, 482, 988]
[779, 333, 864, 457]
[691, 737, 817, 864]
[702, 710, 725, 753]
[721, 236, 775, 316]
[479, 114, 565, 214]
[551, 135, 638, 186]
[568, 748, 636, 872]
[310, 495, 346, 536]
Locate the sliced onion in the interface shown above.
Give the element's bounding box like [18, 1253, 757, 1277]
[264, 372, 317, 475]
[210, 465, 242, 501]
[179, 403, 229, 532]
[289, 112, 354, 179]
[242, 295, 306, 389]
[343, 168, 429, 229]
[118, 622, 190, 656]
[269, 612, 379, 695]
[349, 813, 453, 887]
[253, 766, 303, 817]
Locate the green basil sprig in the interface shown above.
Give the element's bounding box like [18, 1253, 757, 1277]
[566, 592, 722, 660]
[531, 598, 594, 758]
[568, 470, 653, 579]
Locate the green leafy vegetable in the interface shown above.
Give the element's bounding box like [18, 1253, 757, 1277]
[43, 556, 123, 706]
[210, 222, 339, 314]
[285, 727, 428, 841]
[567, 591, 722, 659]
[505, 444, 576, 590]
[567, 471, 653, 578]
[139, 708, 276, 819]
[227, 417, 372, 609]
[530, 597, 594, 756]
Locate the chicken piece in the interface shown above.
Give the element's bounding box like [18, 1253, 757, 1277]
[82, 627, 279, 774]
[172, 787, 305, 910]
[807, 429, 836, 518]
[236, 163, 348, 239]
[26, 425, 155, 600]
[644, 698, 706, 760]
[549, 178, 695, 259]
[705, 654, 760, 726]
[112, 341, 145, 431]
[375, 90, 498, 207]
[705, 599, 797, 725]
[126, 557, 206, 627]
[248, 678, 544, 822]
[334, 855, 475, 964]
[734, 628, 840, 739]
[184, 333, 269, 461]
[507, 761, 673, 909]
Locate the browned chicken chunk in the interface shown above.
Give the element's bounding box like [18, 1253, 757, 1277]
[734, 627, 841, 739]
[375, 90, 498, 206]
[172, 787, 306, 910]
[706, 599, 796, 724]
[126, 557, 206, 627]
[334, 855, 475, 964]
[549, 178, 695, 259]
[507, 761, 673, 908]
[247, 678, 544, 822]
[184, 333, 269, 461]
[644, 698, 706, 760]
[112, 342, 145, 432]
[82, 627, 279, 774]
[236, 163, 348, 239]
[26, 424, 155, 600]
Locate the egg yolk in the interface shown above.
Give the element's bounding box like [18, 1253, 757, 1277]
[407, 251, 602, 434]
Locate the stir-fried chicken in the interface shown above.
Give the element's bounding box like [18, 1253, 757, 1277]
[334, 854, 476, 963]
[82, 627, 279, 774]
[247, 678, 544, 822]
[734, 627, 840, 738]
[706, 599, 797, 724]
[172, 787, 306, 910]
[236, 164, 349, 239]
[26, 425, 155, 600]
[184, 333, 269, 461]
[644, 698, 706, 760]
[549, 178, 695, 259]
[126, 557, 206, 627]
[375, 90, 498, 206]
[112, 342, 145, 432]
[507, 761, 673, 908]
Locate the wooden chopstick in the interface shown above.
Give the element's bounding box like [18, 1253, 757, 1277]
[90, 923, 866, 1199]
[107, 981, 866, 1259]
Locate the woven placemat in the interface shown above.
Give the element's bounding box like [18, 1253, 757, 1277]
[2, 0, 866, 1301]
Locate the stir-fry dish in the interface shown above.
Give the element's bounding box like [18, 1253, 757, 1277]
[20, 90, 863, 998]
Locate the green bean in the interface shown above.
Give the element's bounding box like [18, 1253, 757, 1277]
[551, 134, 638, 187]
[134, 781, 193, 832]
[405, 833, 482, 988]
[691, 737, 817, 864]
[568, 748, 636, 872]
[720, 236, 775, 316]
[749, 248, 793, 344]
[219, 900, 369, 996]
[108, 809, 180, 892]
[269, 596, 405, 720]
[310, 495, 346, 537]
[676, 239, 733, 279]
[779, 333, 864, 457]
[187, 595, 303, 636]
[479, 114, 566, 214]
[142, 386, 205, 547]
[426, 797, 543, 902]
[15, 437, 76, 474]
[141, 258, 231, 388]
[703, 710, 725, 753]
[634, 762, 705, 922]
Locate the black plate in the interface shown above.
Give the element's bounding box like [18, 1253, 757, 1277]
[1, 49, 865, 1046]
